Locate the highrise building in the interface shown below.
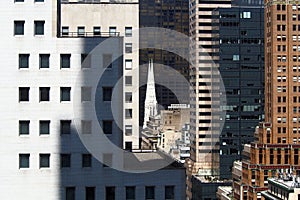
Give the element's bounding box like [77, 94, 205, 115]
[0, 0, 186, 199]
[214, 3, 264, 179]
[241, 1, 300, 200]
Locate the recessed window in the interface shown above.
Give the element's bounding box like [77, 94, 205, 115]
[103, 87, 112, 101]
[125, 27, 132, 37]
[39, 54, 50, 68]
[125, 59, 132, 70]
[86, 187, 95, 200]
[61, 154, 71, 168]
[103, 54, 112, 68]
[145, 186, 155, 200]
[165, 186, 175, 200]
[61, 120, 71, 135]
[40, 120, 50, 135]
[19, 87, 30, 101]
[14, 21, 25, 35]
[125, 109, 132, 119]
[65, 187, 75, 200]
[125, 142, 132, 151]
[125, 92, 132, 103]
[19, 120, 30, 135]
[81, 120, 92, 134]
[19, 54, 29, 68]
[60, 87, 71, 101]
[93, 26, 101, 36]
[103, 120, 112, 134]
[82, 154, 92, 168]
[125, 76, 132, 86]
[81, 87, 92, 102]
[105, 186, 115, 200]
[34, 21, 45, 35]
[60, 54, 71, 68]
[15, 0, 24, 2]
[35, 0, 44, 2]
[81, 54, 91, 69]
[39, 154, 50, 168]
[39, 87, 50, 101]
[233, 55, 239, 61]
[77, 26, 85, 36]
[125, 186, 135, 200]
[109, 27, 117, 36]
[62, 26, 69, 36]
[19, 154, 30, 168]
[125, 43, 132, 53]
[125, 125, 132, 136]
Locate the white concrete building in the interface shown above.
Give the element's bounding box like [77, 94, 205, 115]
[0, 0, 186, 199]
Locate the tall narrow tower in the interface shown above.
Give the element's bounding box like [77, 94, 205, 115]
[241, 1, 300, 200]
[143, 59, 158, 128]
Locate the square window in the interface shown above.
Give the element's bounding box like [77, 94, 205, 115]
[106, 186, 115, 200]
[103, 54, 112, 68]
[61, 154, 71, 168]
[125, 125, 132, 136]
[86, 187, 95, 200]
[125, 43, 132, 53]
[125, 76, 132, 85]
[19, 154, 30, 168]
[103, 120, 112, 134]
[40, 120, 50, 135]
[39, 54, 50, 68]
[109, 27, 117, 36]
[77, 26, 85, 36]
[125, 27, 132, 37]
[39, 154, 50, 168]
[125, 109, 132, 119]
[82, 120, 92, 134]
[103, 153, 112, 167]
[19, 54, 29, 68]
[60, 54, 71, 68]
[65, 187, 75, 200]
[19, 87, 30, 101]
[19, 120, 30, 135]
[165, 186, 175, 200]
[82, 154, 92, 168]
[103, 87, 112, 101]
[81, 87, 92, 102]
[145, 186, 155, 200]
[93, 26, 101, 36]
[61, 87, 71, 101]
[125, 92, 132, 103]
[14, 21, 25, 35]
[62, 26, 69, 36]
[39, 87, 50, 101]
[126, 186, 135, 200]
[34, 21, 45, 35]
[125, 59, 132, 70]
[61, 120, 71, 135]
[81, 54, 91, 68]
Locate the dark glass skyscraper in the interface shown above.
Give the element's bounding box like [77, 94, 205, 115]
[213, 4, 264, 179]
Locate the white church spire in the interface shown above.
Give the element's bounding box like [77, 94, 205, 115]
[143, 59, 158, 129]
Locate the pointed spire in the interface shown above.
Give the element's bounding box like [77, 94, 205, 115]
[143, 59, 158, 129]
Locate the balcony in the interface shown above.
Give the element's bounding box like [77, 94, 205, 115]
[60, 31, 120, 38]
